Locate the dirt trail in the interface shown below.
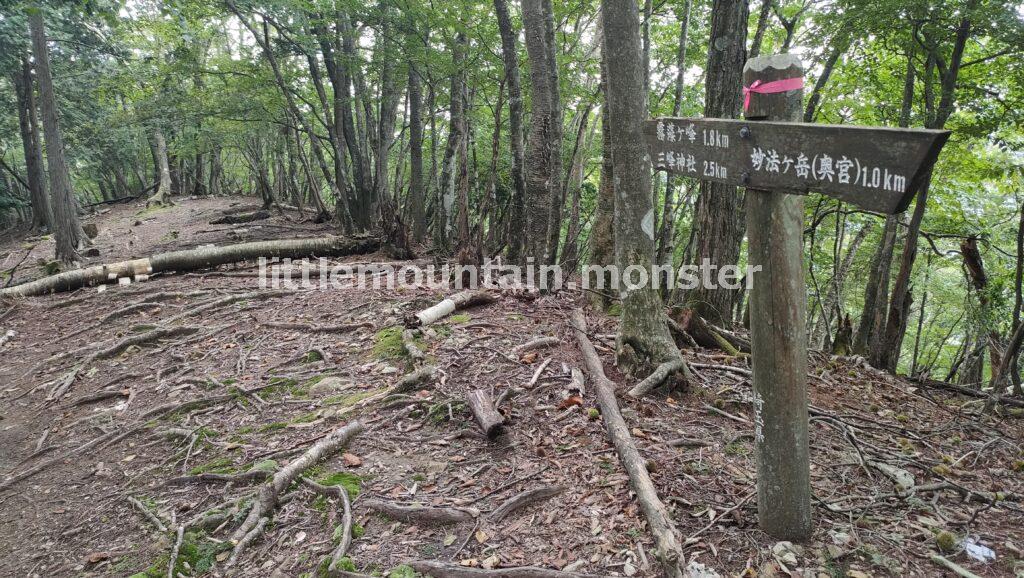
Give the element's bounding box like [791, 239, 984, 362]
[1, 197, 1022, 577]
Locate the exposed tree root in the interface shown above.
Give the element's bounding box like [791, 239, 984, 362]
[164, 470, 271, 486]
[262, 320, 373, 333]
[671, 308, 749, 355]
[47, 325, 200, 400]
[210, 210, 270, 224]
[488, 485, 564, 522]
[301, 477, 354, 572]
[627, 358, 692, 398]
[407, 290, 495, 326]
[361, 499, 479, 525]
[570, 309, 685, 577]
[402, 328, 426, 361]
[127, 495, 168, 532]
[227, 420, 364, 565]
[1, 235, 380, 297]
[409, 561, 608, 578]
[160, 290, 291, 325]
[512, 336, 561, 356]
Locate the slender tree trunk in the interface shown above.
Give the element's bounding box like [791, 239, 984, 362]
[522, 0, 563, 264]
[149, 130, 174, 206]
[561, 106, 596, 268]
[812, 221, 872, 349]
[803, 41, 846, 122]
[29, 11, 85, 263]
[588, 48, 616, 309]
[656, 0, 691, 269]
[603, 0, 680, 374]
[910, 253, 932, 377]
[373, 9, 402, 226]
[873, 20, 970, 371]
[687, 0, 748, 325]
[433, 33, 467, 254]
[408, 64, 425, 242]
[13, 55, 51, 231]
[493, 0, 528, 262]
[749, 0, 773, 58]
[854, 50, 915, 354]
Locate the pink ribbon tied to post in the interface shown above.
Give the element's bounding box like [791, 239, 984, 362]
[743, 77, 805, 112]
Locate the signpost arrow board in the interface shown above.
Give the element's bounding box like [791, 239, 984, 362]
[644, 118, 950, 214]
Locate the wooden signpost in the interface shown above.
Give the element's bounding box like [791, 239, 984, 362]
[644, 54, 950, 540]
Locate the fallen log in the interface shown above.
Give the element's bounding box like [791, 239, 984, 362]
[210, 210, 271, 225]
[1, 235, 381, 297]
[408, 290, 495, 326]
[466, 389, 504, 438]
[913, 376, 1024, 409]
[409, 561, 610, 578]
[570, 309, 685, 578]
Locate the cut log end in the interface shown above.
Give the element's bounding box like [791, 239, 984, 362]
[466, 389, 504, 439]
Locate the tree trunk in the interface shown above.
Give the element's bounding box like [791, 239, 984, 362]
[13, 55, 51, 231]
[602, 0, 679, 373]
[872, 18, 972, 372]
[372, 9, 402, 229]
[433, 33, 467, 255]
[522, 0, 563, 264]
[408, 64, 426, 242]
[588, 44, 616, 309]
[29, 11, 86, 263]
[803, 40, 845, 123]
[493, 0, 528, 262]
[686, 0, 748, 325]
[149, 130, 174, 206]
[811, 221, 872, 348]
[748, 0, 773, 58]
[656, 0, 691, 270]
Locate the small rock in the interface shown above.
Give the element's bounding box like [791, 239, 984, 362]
[309, 376, 355, 396]
[772, 541, 800, 568]
[684, 560, 721, 578]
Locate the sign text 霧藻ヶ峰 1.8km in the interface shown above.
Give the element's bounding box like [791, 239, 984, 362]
[644, 118, 950, 215]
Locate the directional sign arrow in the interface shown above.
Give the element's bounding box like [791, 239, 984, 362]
[644, 118, 950, 214]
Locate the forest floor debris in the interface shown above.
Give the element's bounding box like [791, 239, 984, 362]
[1, 197, 1022, 577]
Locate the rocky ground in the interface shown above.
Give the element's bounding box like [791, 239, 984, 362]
[1, 197, 1022, 577]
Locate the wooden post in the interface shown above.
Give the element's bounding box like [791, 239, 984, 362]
[743, 54, 812, 540]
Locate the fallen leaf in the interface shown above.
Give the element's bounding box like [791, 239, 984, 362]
[84, 552, 109, 564]
[558, 396, 583, 409]
[475, 529, 488, 544]
[482, 555, 500, 569]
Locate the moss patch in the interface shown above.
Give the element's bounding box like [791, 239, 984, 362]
[317, 471, 363, 497]
[373, 326, 406, 360]
[323, 388, 383, 407]
[128, 531, 228, 577]
[188, 457, 236, 475]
